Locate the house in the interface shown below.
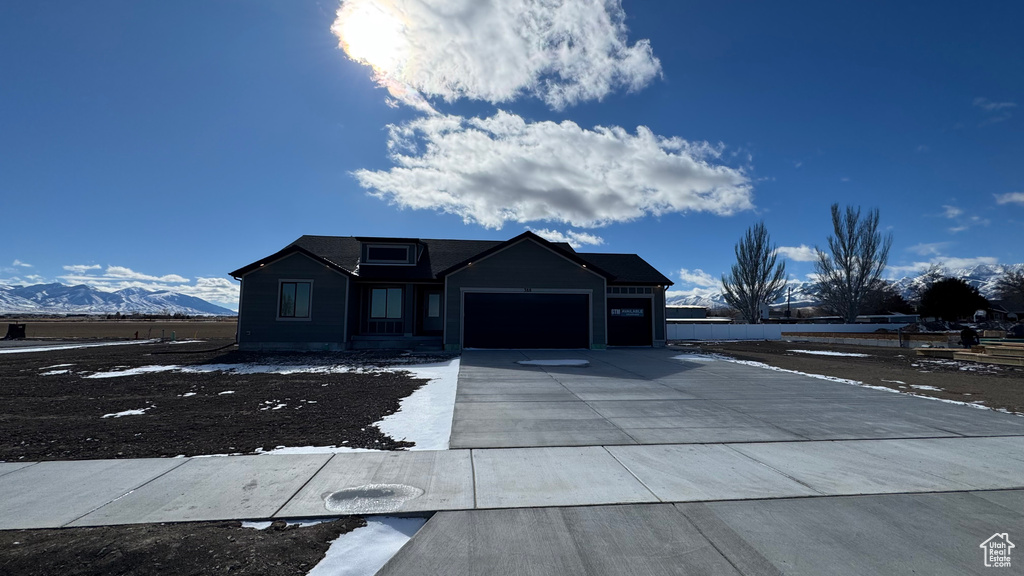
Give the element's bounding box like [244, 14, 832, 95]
[229, 231, 673, 351]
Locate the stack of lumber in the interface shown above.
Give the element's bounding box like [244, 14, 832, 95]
[915, 348, 958, 359]
[952, 341, 1024, 366]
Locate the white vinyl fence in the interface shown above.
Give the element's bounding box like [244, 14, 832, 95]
[667, 323, 910, 341]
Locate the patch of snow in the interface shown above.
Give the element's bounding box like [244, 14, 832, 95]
[910, 384, 943, 391]
[102, 407, 151, 418]
[376, 359, 460, 450]
[672, 354, 722, 362]
[84, 362, 366, 378]
[241, 518, 335, 530]
[86, 365, 181, 379]
[517, 359, 589, 366]
[40, 369, 70, 376]
[306, 516, 426, 576]
[787, 349, 870, 358]
[0, 339, 159, 355]
[241, 521, 272, 530]
[181, 392, 197, 397]
[881, 379, 906, 385]
[41, 364, 74, 369]
[218, 390, 235, 395]
[255, 445, 379, 455]
[167, 340, 206, 345]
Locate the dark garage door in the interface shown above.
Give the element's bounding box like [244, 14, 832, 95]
[608, 298, 652, 346]
[463, 292, 590, 349]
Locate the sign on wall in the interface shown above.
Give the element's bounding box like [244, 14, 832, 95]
[611, 308, 645, 317]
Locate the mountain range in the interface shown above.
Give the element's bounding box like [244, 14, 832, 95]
[0, 283, 236, 316]
[667, 264, 1024, 310]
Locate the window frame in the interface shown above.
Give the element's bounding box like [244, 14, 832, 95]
[364, 244, 413, 265]
[277, 279, 313, 321]
[369, 287, 404, 320]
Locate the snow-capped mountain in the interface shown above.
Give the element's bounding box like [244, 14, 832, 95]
[668, 264, 1023, 309]
[0, 283, 236, 316]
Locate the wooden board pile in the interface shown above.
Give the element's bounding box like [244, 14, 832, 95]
[947, 341, 1024, 366]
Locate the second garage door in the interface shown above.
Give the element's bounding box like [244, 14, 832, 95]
[463, 292, 590, 349]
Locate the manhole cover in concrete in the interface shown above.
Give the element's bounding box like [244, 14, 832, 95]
[323, 484, 425, 514]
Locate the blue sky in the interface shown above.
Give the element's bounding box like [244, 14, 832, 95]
[1, 0, 1022, 309]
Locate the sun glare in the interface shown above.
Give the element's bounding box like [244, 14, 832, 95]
[332, 1, 408, 77]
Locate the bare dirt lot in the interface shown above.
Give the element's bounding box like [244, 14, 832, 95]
[678, 340, 1024, 414]
[3, 318, 237, 340]
[0, 339, 454, 461]
[0, 517, 365, 576]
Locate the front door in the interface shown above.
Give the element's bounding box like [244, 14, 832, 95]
[418, 290, 443, 335]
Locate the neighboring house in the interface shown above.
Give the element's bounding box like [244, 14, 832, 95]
[229, 231, 673, 351]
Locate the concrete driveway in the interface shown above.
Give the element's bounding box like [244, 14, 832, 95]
[451, 348, 1024, 448]
[386, 347, 1024, 575]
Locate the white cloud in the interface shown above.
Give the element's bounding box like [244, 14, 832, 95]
[677, 268, 718, 288]
[941, 204, 963, 219]
[12, 259, 32, 268]
[354, 111, 753, 229]
[995, 192, 1024, 206]
[973, 97, 1017, 112]
[55, 265, 239, 309]
[331, 0, 661, 111]
[775, 245, 817, 262]
[906, 242, 950, 256]
[528, 228, 604, 248]
[63, 264, 102, 274]
[104, 266, 189, 283]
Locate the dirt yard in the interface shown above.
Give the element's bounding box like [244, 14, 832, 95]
[0, 517, 365, 576]
[677, 340, 1024, 414]
[0, 339, 454, 461]
[4, 318, 237, 340]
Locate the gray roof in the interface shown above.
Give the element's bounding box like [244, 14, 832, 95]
[233, 234, 671, 286]
[575, 253, 674, 286]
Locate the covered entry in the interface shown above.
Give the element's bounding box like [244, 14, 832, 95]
[463, 292, 590, 348]
[607, 297, 653, 346]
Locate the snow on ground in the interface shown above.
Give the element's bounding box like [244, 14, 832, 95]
[218, 390, 235, 395]
[881, 379, 906, 385]
[255, 445, 379, 455]
[517, 359, 590, 366]
[306, 516, 427, 576]
[787, 349, 870, 358]
[257, 358, 462, 454]
[241, 518, 335, 530]
[376, 359, 460, 450]
[39, 369, 71, 376]
[671, 352, 1017, 414]
[672, 354, 719, 362]
[0, 339, 159, 354]
[101, 407, 151, 418]
[910, 384, 943, 391]
[84, 363, 368, 379]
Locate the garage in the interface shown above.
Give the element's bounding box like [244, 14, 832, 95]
[463, 292, 590, 349]
[607, 297, 653, 346]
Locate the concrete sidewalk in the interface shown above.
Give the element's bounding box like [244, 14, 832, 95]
[1, 435, 1022, 530]
[378, 493, 1024, 576]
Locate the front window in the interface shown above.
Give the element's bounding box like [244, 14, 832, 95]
[365, 244, 412, 264]
[370, 287, 403, 319]
[279, 281, 311, 318]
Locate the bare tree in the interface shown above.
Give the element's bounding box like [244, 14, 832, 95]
[994, 268, 1024, 308]
[722, 222, 787, 323]
[814, 204, 893, 323]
